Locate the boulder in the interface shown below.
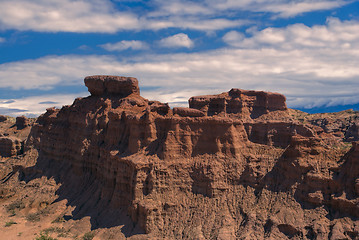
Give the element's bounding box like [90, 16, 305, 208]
[84, 75, 139, 97]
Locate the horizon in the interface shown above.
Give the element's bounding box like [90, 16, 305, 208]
[1, 0, 359, 116]
[2, 80, 359, 118]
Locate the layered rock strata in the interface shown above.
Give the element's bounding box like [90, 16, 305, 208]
[0, 136, 22, 157]
[22, 75, 358, 239]
[0, 116, 31, 157]
[189, 88, 287, 118]
[84, 75, 140, 97]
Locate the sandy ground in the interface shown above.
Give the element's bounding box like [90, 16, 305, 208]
[0, 180, 95, 240]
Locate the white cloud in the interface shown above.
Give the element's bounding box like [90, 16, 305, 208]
[0, 0, 247, 33]
[222, 31, 245, 46]
[1, 19, 359, 114]
[148, 0, 212, 17]
[0, 0, 349, 33]
[0, 93, 87, 117]
[0, 0, 141, 33]
[0, 55, 133, 90]
[224, 18, 359, 50]
[100, 40, 148, 51]
[152, 0, 351, 19]
[159, 33, 194, 48]
[210, 0, 350, 18]
[260, 0, 349, 18]
[0, 37, 5, 43]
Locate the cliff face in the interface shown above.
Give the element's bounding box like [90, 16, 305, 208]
[189, 88, 287, 119]
[18, 76, 359, 239]
[0, 116, 32, 157]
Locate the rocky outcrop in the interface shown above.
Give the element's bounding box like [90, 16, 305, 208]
[0, 115, 7, 122]
[15, 115, 29, 129]
[294, 109, 359, 141]
[0, 136, 22, 157]
[346, 121, 359, 141]
[189, 88, 287, 119]
[173, 107, 205, 117]
[0, 116, 31, 157]
[271, 135, 359, 217]
[338, 141, 359, 198]
[18, 76, 359, 239]
[84, 75, 140, 97]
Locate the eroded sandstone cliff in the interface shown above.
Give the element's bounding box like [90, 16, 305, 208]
[0, 116, 32, 157]
[1, 75, 358, 239]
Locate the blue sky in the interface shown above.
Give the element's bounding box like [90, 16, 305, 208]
[0, 0, 359, 116]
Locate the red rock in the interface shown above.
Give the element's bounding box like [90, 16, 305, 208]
[84, 76, 105, 96]
[0, 115, 7, 122]
[173, 107, 205, 117]
[149, 101, 170, 115]
[189, 88, 287, 118]
[337, 141, 359, 200]
[0, 136, 22, 157]
[346, 121, 359, 141]
[17, 75, 359, 239]
[84, 75, 139, 97]
[15, 115, 29, 129]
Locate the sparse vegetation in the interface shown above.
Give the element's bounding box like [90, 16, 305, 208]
[341, 142, 352, 149]
[5, 220, 17, 227]
[333, 141, 353, 151]
[6, 199, 25, 213]
[82, 231, 95, 240]
[43, 227, 70, 238]
[39, 201, 49, 209]
[9, 209, 16, 217]
[26, 212, 41, 222]
[51, 215, 65, 223]
[34, 232, 57, 240]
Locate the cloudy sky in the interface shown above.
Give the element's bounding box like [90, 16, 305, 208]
[0, 0, 359, 116]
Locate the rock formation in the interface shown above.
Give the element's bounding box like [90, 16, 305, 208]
[189, 88, 287, 118]
[0, 136, 22, 157]
[15, 115, 29, 129]
[84, 75, 140, 97]
[294, 109, 359, 142]
[0, 116, 31, 157]
[1, 75, 358, 239]
[0, 115, 7, 122]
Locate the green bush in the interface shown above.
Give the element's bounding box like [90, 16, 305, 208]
[26, 213, 41, 222]
[51, 216, 65, 223]
[6, 200, 25, 212]
[42, 227, 70, 238]
[5, 220, 17, 227]
[34, 232, 57, 240]
[82, 231, 95, 240]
